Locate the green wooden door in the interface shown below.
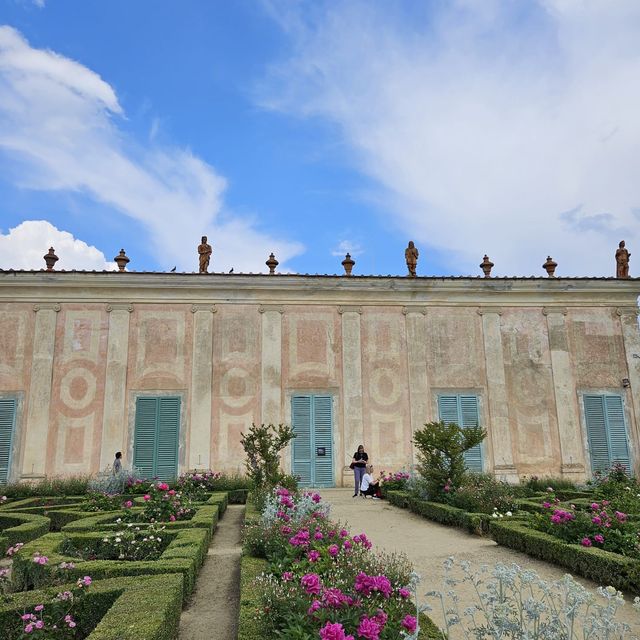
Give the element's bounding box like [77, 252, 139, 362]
[0, 398, 17, 484]
[584, 394, 630, 474]
[291, 395, 334, 487]
[438, 394, 484, 472]
[133, 396, 180, 481]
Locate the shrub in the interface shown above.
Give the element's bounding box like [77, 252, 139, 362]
[0, 512, 51, 555]
[134, 482, 194, 523]
[83, 492, 128, 513]
[240, 423, 296, 508]
[449, 473, 518, 515]
[0, 573, 183, 640]
[380, 471, 410, 498]
[0, 476, 90, 498]
[413, 421, 486, 498]
[420, 558, 640, 639]
[522, 474, 580, 494]
[591, 463, 640, 515]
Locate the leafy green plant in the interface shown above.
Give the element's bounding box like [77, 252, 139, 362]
[412, 421, 486, 499]
[83, 492, 126, 513]
[0, 477, 90, 498]
[522, 475, 580, 494]
[450, 473, 518, 515]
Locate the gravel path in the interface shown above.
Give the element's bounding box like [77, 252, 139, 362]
[178, 504, 244, 640]
[320, 488, 640, 636]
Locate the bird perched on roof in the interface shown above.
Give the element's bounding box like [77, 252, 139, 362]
[170, 266, 176, 272]
[229, 268, 234, 273]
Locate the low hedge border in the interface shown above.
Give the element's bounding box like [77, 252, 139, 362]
[387, 490, 492, 535]
[489, 518, 640, 594]
[12, 526, 209, 602]
[0, 512, 50, 554]
[0, 495, 86, 512]
[0, 573, 183, 640]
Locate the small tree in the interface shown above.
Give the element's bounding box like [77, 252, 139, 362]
[413, 420, 486, 499]
[240, 423, 295, 490]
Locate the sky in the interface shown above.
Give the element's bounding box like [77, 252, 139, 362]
[0, 0, 639, 277]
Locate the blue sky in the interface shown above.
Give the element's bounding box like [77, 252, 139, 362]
[0, 1, 639, 277]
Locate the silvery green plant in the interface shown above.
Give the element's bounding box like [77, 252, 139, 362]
[422, 558, 640, 639]
[261, 489, 330, 527]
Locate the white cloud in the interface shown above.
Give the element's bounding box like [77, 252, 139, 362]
[0, 26, 303, 273]
[0, 220, 115, 270]
[331, 240, 363, 257]
[261, 0, 640, 276]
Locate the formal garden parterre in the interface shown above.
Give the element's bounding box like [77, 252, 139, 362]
[0, 469, 249, 638]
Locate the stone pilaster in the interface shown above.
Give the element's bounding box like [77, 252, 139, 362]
[403, 307, 429, 465]
[339, 306, 364, 460]
[260, 306, 283, 425]
[617, 307, 640, 459]
[544, 307, 586, 479]
[22, 303, 60, 478]
[99, 304, 133, 470]
[189, 305, 216, 470]
[478, 307, 518, 482]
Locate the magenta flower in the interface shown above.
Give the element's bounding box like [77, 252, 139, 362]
[282, 571, 293, 582]
[308, 550, 320, 562]
[319, 621, 354, 640]
[143, 494, 151, 501]
[314, 530, 324, 540]
[542, 501, 551, 509]
[312, 493, 322, 503]
[280, 525, 292, 535]
[328, 544, 339, 557]
[594, 534, 605, 543]
[308, 599, 322, 615]
[615, 511, 627, 522]
[592, 516, 602, 525]
[401, 615, 417, 634]
[590, 502, 600, 510]
[339, 529, 349, 538]
[398, 587, 411, 598]
[357, 616, 381, 640]
[301, 573, 322, 595]
[157, 482, 169, 491]
[581, 537, 592, 547]
[34, 605, 44, 612]
[322, 587, 347, 608]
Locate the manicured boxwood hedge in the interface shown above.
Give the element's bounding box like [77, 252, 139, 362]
[386, 490, 493, 535]
[490, 518, 640, 594]
[12, 527, 209, 602]
[0, 495, 86, 512]
[0, 573, 183, 640]
[0, 512, 50, 554]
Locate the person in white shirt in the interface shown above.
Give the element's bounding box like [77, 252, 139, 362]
[360, 465, 380, 499]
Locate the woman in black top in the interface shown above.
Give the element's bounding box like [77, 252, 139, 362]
[352, 444, 368, 497]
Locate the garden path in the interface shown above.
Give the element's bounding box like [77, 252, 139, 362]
[320, 488, 640, 636]
[178, 504, 244, 640]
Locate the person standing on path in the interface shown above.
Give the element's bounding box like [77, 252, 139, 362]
[112, 451, 122, 476]
[351, 445, 368, 497]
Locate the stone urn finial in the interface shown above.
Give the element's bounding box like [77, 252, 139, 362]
[114, 249, 130, 272]
[266, 252, 279, 274]
[543, 256, 557, 278]
[341, 253, 355, 276]
[43, 247, 59, 271]
[480, 254, 494, 278]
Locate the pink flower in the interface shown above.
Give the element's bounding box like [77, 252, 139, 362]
[280, 525, 292, 535]
[594, 534, 605, 543]
[592, 516, 602, 525]
[24, 623, 34, 633]
[169, 515, 176, 522]
[314, 530, 324, 540]
[398, 587, 411, 598]
[35, 621, 44, 629]
[282, 571, 293, 582]
[590, 502, 600, 510]
[32, 554, 48, 565]
[319, 621, 354, 640]
[581, 537, 592, 547]
[401, 615, 417, 633]
[34, 605, 44, 612]
[328, 544, 339, 557]
[301, 573, 322, 595]
[308, 550, 320, 562]
[615, 511, 627, 522]
[307, 599, 322, 615]
[322, 587, 347, 608]
[168, 489, 176, 496]
[339, 529, 349, 538]
[143, 494, 151, 501]
[157, 482, 169, 491]
[542, 502, 551, 509]
[357, 616, 381, 640]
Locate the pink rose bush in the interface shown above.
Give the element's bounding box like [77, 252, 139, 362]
[535, 491, 640, 557]
[135, 481, 194, 523]
[246, 487, 421, 638]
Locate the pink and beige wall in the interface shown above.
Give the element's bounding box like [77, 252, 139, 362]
[1, 272, 639, 485]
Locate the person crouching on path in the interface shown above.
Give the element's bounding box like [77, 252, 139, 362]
[352, 444, 368, 497]
[360, 465, 381, 499]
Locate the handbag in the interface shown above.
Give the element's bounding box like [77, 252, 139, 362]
[349, 462, 355, 470]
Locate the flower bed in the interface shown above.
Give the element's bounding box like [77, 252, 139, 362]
[386, 490, 498, 535]
[0, 573, 183, 640]
[11, 527, 209, 602]
[0, 512, 51, 554]
[242, 487, 441, 639]
[489, 517, 640, 594]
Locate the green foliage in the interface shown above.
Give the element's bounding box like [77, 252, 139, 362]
[591, 465, 640, 515]
[83, 492, 126, 513]
[238, 555, 270, 640]
[449, 473, 518, 515]
[521, 474, 580, 493]
[0, 476, 91, 498]
[413, 421, 486, 498]
[240, 423, 296, 505]
[0, 512, 51, 555]
[0, 574, 183, 640]
[490, 517, 640, 594]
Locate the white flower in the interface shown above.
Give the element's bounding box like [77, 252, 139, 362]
[102, 538, 108, 543]
[115, 537, 121, 543]
[506, 511, 513, 517]
[116, 518, 122, 523]
[492, 513, 498, 518]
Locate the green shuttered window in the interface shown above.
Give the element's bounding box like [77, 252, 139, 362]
[291, 395, 334, 488]
[0, 398, 17, 484]
[438, 394, 484, 473]
[133, 396, 180, 481]
[583, 394, 630, 475]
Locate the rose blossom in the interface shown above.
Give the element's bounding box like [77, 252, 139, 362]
[319, 621, 354, 640]
[581, 537, 592, 547]
[301, 573, 322, 595]
[402, 615, 417, 634]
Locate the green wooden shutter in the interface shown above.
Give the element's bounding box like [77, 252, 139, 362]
[133, 397, 158, 479]
[584, 394, 630, 474]
[438, 394, 483, 473]
[0, 398, 17, 485]
[133, 396, 181, 481]
[313, 395, 334, 487]
[292, 395, 313, 486]
[156, 397, 180, 481]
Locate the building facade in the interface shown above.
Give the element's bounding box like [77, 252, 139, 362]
[0, 270, 639, 486]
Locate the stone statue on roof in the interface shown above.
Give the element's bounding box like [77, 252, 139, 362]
[616, 240, 630, 279]
[198, 236, 212, 274]
[405, 241, 419, 277]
